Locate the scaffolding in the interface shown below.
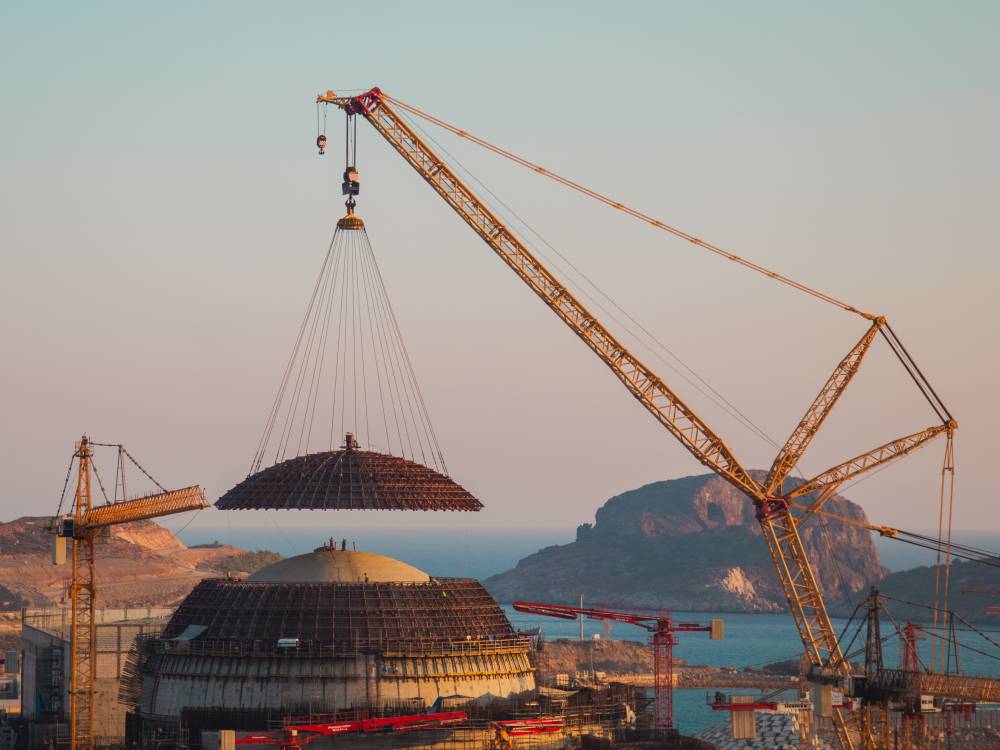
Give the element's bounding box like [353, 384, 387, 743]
[160, 578, 513, 649]
[217, 448, 482, 512]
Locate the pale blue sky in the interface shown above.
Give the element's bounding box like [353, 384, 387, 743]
[1, 2, 997, 535]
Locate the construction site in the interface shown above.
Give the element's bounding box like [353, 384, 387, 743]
[5, 82, 998, 750]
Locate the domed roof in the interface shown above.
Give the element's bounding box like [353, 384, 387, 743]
[160, 577, 516, 648]
[249, 545, 430, 584]
[216, 439, 482, 512]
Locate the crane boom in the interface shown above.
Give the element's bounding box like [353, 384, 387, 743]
[784, 424, 951, 501]
[318, 87, 955, 750]
[317, 88, 761, 501]
[764, 320, 883, 495]
[80, 486, 206, 529]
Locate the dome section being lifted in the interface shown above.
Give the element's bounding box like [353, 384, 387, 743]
[248, 544, 431, 584]
[217, 437, 483, 512]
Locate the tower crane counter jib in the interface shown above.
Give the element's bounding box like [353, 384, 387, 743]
[316, 86, 959, 750]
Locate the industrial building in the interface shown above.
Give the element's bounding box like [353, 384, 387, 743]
[125, 543, 536, 744]
[20, 607, 170, 744]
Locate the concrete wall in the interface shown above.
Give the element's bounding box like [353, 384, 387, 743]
[141, 649, 536, 717]
[21, 609, 171, 740]
[22, 607, 173, 636]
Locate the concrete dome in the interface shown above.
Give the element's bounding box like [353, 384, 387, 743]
[248, 545, 430, 584]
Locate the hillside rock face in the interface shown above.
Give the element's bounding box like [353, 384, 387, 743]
[0, 517, 243, 610]
[485, 472, 886, 612]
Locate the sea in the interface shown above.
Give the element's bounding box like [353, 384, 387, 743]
[176, 525, 1000, 736]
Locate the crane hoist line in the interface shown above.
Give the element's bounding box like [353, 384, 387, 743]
[316, 87, 956, 750]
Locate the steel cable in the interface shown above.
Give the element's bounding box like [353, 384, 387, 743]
[397, 108, 783, 454]
[382, 92, 873, 319]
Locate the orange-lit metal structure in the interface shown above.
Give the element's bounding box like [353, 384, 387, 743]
[513, 601, 721, 732]
[54, 435, 207, 750]
[316, 87, 959, 750]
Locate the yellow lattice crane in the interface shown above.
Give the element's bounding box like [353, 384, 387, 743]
[316, 87, 963, 750]
[52, 435, 207, 750]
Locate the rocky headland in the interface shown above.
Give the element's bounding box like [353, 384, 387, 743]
[485, 472, 886, 613]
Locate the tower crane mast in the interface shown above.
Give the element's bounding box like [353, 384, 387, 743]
[53, 436, 208, 750]
[316, 87, 956, 750]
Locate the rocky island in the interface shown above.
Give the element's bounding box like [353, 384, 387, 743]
[485, 472, 885, 612]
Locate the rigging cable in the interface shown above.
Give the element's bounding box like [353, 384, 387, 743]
[356, 227, 394, 455]
[252, 234, 338, 473]
[882, 594, 1000, 655]
[878, 326, 952, 425]
[396, 108, 783, 454]
[252, 219, 449, 473]
[382, 92, 873, 319]
[361, 229, 447, 472]
[932, 432, 958, 671]
[55, 453, 76, 517]
[90, 442, 168, 493]
[88, 456, 110, 505]
[276, 235, 336, 462]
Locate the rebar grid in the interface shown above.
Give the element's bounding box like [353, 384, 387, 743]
[216, 449, 482, 511]
[160, 578, 512, 648]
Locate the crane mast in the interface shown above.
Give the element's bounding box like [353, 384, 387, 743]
[318, 88, 954, 749]
[513, 601, 722, 732]
[68, 438, 97, 750]
[54, 436, 208, 750]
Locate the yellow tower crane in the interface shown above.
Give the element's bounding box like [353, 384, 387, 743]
[52, 435, 207, 750]
[316, 87, 964, 750]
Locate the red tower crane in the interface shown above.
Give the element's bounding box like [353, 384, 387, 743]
[513, 601, 723, 732]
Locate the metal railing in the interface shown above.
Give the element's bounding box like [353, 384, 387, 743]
[142, 635, 533, 659]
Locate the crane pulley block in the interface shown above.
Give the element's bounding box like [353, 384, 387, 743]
[342, 166, 359, 196]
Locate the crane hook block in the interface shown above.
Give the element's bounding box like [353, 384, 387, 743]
[342, 167, 360, 197]
[316, 135, 327, 155]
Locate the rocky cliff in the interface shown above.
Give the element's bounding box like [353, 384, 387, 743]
[534, 639, 654, 676]
[485, 472, 886, 612]
[0, 516, 243, 610]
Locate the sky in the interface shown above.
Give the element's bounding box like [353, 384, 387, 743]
[1, 2, 998, 541]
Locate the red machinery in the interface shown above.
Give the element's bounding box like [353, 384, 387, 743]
[234, 711, 468, 748]
[513, 601, 723, 732]
[492, 717, 565, 736]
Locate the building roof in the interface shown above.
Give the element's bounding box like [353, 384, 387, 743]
[160, 576, 515, 649]
[248, 546, 430, 584]
[215, 447, 483, 512]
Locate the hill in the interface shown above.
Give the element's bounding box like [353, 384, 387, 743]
[832, 558, 1000, 625]
[485, 472, 885, 612]
[0, 516, 244, 610]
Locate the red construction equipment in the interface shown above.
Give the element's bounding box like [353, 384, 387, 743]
[234, 711, 468, 748]
[492, 717, 565, 736]
[489, 717, 566, 750]
[513, 601, 722, 732]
